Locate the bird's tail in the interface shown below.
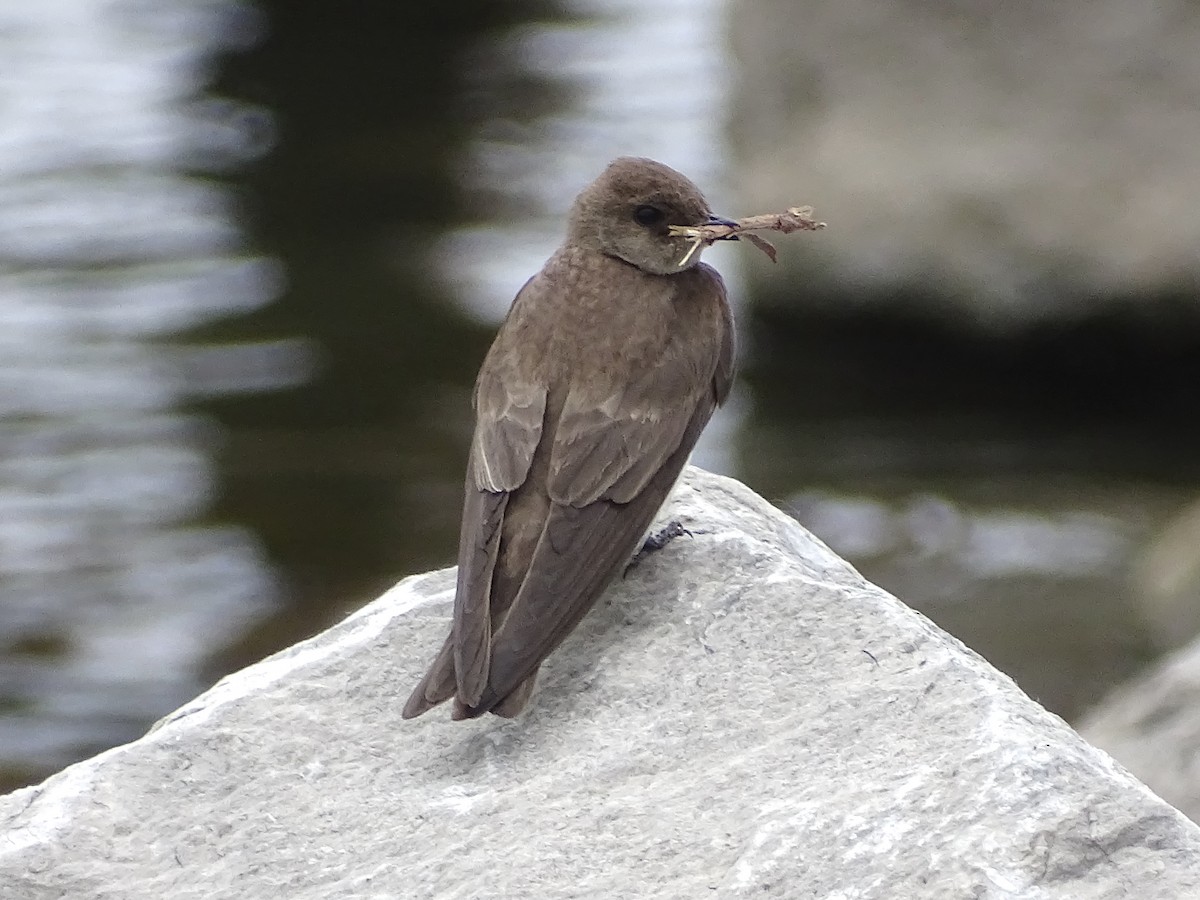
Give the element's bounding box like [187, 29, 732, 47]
[401, 635, 457, 719]
[450, 671, 539, 720]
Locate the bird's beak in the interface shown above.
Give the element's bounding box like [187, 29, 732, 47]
[704, 214, 740, 240]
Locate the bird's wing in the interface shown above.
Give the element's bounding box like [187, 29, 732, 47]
[712, 268, 736, 407]
[404, 380, 546, 715]
[468, 376, 547, 493]
[401, 277, 548, 716]
[547, 377, 703, 505]
[452, 278, 550, 705]
[548, 266, 732, 507]
[465, 395, 717, 715]
[462, 274, 731, 714]
[454, 380, 548, 704]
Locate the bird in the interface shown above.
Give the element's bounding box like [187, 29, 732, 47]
[402, 156, 736, 720]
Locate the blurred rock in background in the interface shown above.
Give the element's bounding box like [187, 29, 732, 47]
[730, 0, 1200, 326]
[1133, 496, 1200, 651]
[1079, 633, 1200, 823]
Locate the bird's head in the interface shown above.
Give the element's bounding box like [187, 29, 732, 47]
[567, 157, 734, 275]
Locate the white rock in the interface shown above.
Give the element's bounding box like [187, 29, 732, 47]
[2, 468, 1197, 899]
[1079, 638, 1200, 825]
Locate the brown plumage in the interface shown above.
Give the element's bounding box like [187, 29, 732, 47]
[402, 157, 735, 720]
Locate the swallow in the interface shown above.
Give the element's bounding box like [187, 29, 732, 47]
[403, 156, 735, 719]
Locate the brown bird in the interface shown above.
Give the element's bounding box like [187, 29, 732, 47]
[402, 157, 735, 720]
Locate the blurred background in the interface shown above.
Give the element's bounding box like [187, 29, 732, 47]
[2, 0, 1198, 792]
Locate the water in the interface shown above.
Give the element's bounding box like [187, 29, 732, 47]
[0, 0, 287, 785]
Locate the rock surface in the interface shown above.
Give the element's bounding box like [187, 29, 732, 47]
[2, 468, 1198, 899]
[1079, 637, 1200, 825]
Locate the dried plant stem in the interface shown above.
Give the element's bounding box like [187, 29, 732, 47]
[670, 206, 826, 267]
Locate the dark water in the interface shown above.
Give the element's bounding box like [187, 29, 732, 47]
[1, 0, 1196, 793]
[0, 0, 541, 791]
[0, 1, 288, 788]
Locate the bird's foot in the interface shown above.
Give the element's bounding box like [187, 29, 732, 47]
[624, 520, 695, 576]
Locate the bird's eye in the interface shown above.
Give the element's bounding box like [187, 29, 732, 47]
[633, 205, 665, 226]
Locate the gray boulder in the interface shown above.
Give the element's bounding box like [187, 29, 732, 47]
[1131, 495, 1200, 652]
[730, 0, 1200, 324]
[1079, 638, 1200, 825]
[2, 468, 1197, 899]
